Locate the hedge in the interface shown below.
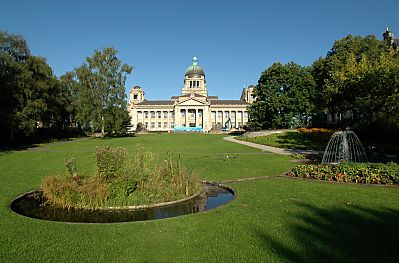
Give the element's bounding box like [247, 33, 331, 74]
[288, 162, 399, 185]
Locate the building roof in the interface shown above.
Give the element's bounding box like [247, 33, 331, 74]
[212, 100, 249, 105]
[138, 100, 174, 105]
[185, 56, 205, 77]
[171, 93, 206, 99]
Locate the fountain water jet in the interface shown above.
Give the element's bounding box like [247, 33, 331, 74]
[322, 130, 367, 164]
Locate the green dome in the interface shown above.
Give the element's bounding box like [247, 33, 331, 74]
[185, 56, 205, 77]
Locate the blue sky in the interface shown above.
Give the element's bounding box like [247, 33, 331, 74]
[2, 0, 399, 100]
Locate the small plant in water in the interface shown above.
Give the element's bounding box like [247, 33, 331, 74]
[64, 158, 78, 177]
[41, 145, 201, 209]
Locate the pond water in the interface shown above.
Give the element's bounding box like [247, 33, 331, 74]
[10, 183, 234, 223]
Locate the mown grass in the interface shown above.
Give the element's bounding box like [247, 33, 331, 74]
[239, 130, 327, 151]
[1, 134, 399, 262]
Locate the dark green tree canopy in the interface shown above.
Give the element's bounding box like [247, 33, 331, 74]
[311, 34, 387, 123]
[248, 62, 316, 129]
[1, 32, 68, 143]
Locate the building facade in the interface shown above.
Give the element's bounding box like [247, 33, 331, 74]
[128, 57, 255, 132]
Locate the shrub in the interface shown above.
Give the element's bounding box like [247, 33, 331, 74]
[288, 162, 399, 185]
[41, 146, 201, 208]
[297, 128, 336, 143]
[41, 175, 109, 208]
[64, 158, 78, 177]
[290, 153, 323, 161]
[95, 146, 127, 181]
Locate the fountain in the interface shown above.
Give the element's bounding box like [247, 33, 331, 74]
[322, 129, 367, 164]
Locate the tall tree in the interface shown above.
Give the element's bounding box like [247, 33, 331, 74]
[0, 31, 30, 141]
[311, 34, 386, 124]
[1, 32, 67, 143]
[248, 62, 316, 129]
[75, 47, 132, 137]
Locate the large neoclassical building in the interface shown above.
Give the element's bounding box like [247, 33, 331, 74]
[128, 57, 255, 132]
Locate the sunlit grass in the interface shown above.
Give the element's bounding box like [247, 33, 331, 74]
[1, 134, 398, 262]
[239, 131, 327, 151]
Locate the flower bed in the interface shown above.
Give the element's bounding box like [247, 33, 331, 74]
[288, 162, 399, 185]
[297, 128, 336, 144]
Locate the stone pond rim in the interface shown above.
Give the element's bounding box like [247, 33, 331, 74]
[10, 182, 236, 223]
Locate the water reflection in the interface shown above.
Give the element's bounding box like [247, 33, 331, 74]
[10, 183, 234, 223]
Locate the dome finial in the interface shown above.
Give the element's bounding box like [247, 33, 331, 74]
[192, 56, 198, 66]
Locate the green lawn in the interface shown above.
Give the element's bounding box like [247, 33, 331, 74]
[239, 131, 327, 151]
[1, 134, 399, 262]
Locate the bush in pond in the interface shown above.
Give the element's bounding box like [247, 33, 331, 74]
[288, 162, 399, 185]
[95, 146, 127, 181]
[41, 146, 201, 208]
[41, 175, 109, 208]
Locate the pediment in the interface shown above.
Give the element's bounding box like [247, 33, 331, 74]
[178, 98, 206, 106]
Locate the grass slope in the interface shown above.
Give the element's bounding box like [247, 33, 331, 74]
[239, 131, 326, 151]
[1, 134, 399, 262]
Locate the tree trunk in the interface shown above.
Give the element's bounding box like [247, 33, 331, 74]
[101, 115, 105, 138]
[329, 107, 336, 124]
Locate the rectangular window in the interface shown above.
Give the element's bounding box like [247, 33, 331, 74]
[191, 113, 195, 118]
[164, 122, 168, 128]
[145, 112, 149, 118]
[133, 94, 138, 99]
[218, 111, 223, 119]
[151, 112, 155, 118]
[158, 122, 161, 128]
[171, 122, 175, 128]
[145, 122, 148, 128]
[171, 112, 175, 118]
[198, 111, 202, 117]
[225, 112, 230, 119]
[164, 112, 168, 118]
[157, 112, 161, 119]
[151, 122, 155, 128]
[181, 111, 185, 117]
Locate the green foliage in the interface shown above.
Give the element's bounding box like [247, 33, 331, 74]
[42, 145, 201, 208]
[311, 35, 387, 123]
[74, 47, 133, 136]
[0, 32, 70, 144]
[41, 174, 109, 208]
[297, 127, 336, 144]
[64, 158, 78, 177]
[290, 153, 323, 161]
[1, 32, 133, 145]
[289, 162, 399, 185]
[95, 146, 127, 181]
[248, 62, 316, 130]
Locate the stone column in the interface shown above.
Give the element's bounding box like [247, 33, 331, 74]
[195, 109, 198, 127]
[185, 109, 188, 127]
